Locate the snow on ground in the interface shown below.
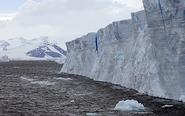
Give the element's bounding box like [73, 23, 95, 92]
[114, 100, 145, 112]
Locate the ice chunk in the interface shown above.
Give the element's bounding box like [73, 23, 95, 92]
[161, 105, 173, 108]
[55, 77, 73, 81]
[70, 100, 75, 103]
[114, 100, 145, 112]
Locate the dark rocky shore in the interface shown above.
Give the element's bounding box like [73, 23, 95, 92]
[0, 61, 185, 116]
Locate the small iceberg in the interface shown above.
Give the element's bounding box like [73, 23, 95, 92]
[161, 105, 173, 108]
[114, 100, 145, 112]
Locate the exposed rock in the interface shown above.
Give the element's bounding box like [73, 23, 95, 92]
[26, 44, 65, 58]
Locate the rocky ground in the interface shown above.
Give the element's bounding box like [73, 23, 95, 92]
[0, 61, 185, 116]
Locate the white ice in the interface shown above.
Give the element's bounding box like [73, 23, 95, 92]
[161, 105, 173, 108]
[114, 100, 145, 112]
[55, 77, 73, 81]
[61, 0, 185, 101]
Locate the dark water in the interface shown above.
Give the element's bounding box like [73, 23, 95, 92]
[0, 61, 185, 116]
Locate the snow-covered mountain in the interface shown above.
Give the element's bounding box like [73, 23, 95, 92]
[0, 37, 66, 62]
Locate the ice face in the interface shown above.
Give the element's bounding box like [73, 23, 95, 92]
[62, 0, 185, 101]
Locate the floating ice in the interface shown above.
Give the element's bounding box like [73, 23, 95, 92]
[114, 100, 145, 112]
[31, 81, 55, 86]
[70, 100, 75, 103]
[55, 77, 73, 81]
[74, 92, 93, 96]
[161, 105, 173, 108]
[20, 76, 35, 82]
[86, 113, 97, 116]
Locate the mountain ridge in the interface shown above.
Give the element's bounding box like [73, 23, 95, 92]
[0, 37, 66, 62]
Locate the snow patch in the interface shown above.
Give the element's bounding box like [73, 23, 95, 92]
[114, 100, 145, 112]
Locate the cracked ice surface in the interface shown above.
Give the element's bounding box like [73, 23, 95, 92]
[62, 0, 185, 101]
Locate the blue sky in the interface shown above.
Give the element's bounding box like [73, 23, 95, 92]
[0, 0, 25, 12]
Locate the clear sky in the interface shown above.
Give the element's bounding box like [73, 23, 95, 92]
[0, 0, 143, 48]
[0, 0, 26, 20]
[0, 0, 26, 12]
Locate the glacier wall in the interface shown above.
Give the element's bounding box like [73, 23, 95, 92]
[62, 0, 185, 101]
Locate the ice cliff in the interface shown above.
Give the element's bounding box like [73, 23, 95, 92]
[61, 0, 185, 101]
